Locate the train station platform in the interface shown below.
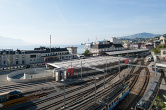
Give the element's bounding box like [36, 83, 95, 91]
[46, 56, 127, 69]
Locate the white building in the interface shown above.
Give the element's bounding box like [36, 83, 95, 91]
[90, 41, 124, 56]
[66, 47, 78, 59]
[160, 36, 166, 45]
[123, 43, 130, 49]
[84, 43, 93, 52]
[110, 37, 118, 43]
[0, 46, 78, 67]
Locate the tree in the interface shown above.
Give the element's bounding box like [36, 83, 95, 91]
[152, 48, 157, 54]
[83, 49, 91, 57]
[152, 44, 166, 54]
[154, 95, 166, 109]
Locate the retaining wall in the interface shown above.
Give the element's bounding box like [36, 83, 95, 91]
[7, 68, 53, 83]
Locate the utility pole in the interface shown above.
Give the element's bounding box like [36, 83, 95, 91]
[81, 61, 82, 80]
[119, 60, 121, 80]
[63, 79, 66, 108]
[104, 60, 107, 89]
[155, 64, 157, 77]
[50, 35, 51, 53]
[89, 76, 98, 103]
[71, 62, 72, 79]
[7, 51, 11, 72]
[95, 77, 97, 103]
[9, 52, 11, 72]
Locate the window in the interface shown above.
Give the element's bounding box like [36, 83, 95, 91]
[16, 61, 18, 64]
[0, 97, 6, 103]
[163, 51, 166, 55]
[30, 55, 36, 58]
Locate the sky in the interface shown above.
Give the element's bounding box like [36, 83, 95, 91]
[0, 0, 166, 45]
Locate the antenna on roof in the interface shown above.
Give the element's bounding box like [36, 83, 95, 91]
[50, 35, 51, 53]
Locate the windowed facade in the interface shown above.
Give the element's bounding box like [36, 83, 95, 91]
[0, 47, 78, 66]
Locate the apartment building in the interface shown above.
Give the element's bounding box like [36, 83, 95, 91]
[0, 46, 77, 66]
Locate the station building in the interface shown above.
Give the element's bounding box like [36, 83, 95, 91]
[84, 40, 124, 56]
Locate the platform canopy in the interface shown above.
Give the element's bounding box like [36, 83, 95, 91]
[47, 56, 127, 69]
[105, 49, 149, 56]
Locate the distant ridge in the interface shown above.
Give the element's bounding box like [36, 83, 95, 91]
[119, 32, 161, 39]
[0, 36, 26, 45]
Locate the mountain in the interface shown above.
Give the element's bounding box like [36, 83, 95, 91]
[120, 32, 161, 39]
[0, 36, 26, 45]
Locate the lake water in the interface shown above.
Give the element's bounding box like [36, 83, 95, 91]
[0, 44, 85, 54]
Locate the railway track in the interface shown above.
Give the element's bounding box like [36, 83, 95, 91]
[36, 72, 119, 110]
[125, 59, 151, 109]
[129, 61, 144, 91]
[6, 70, 119, 110]
[71, 80, 123, 110]
[126, 67, 150, 109]
[113, 58, 151, 110]
[73, 59, 150, 110]
[0, 81, 56, 93]
[2, 64, 128, 110]
[40, 62, 134, 110]
[71, 59, 141, 110]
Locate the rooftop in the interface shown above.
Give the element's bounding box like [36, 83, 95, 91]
[47, 56, 126, 69]
[105, 49, 149, 55]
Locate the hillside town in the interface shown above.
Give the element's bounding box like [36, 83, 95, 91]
[1, 34, 166, 69]
[83, 34, 165, 56]
[1, 34, 166, 110]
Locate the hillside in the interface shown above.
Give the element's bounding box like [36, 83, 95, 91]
[120, 32, 160, 39]
[0, 36, 26, 45]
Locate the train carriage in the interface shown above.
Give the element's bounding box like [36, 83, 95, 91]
[87, 84, 129, 110]
[135, 73, 161, 110]
[0, 90, 26, 109]
[106, 84, 129, 110]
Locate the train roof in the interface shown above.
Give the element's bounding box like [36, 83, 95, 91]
[0, 90, 22, 97]
[8, 90, 22, 95]
[0, 92, 9, 96]
[136, 75, 160, 109]
[102, 85, 127, 103]
[87, 84, 128, 110]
